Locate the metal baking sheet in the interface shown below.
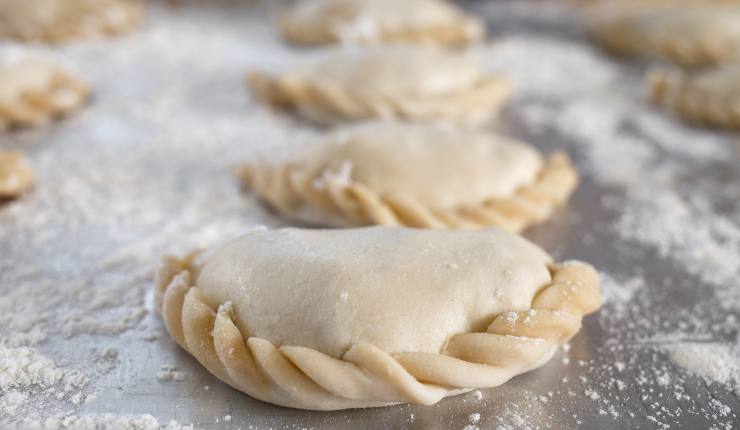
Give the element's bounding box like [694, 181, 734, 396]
[1, 1, 739, 429]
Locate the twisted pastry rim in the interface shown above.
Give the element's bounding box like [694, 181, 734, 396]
[0, 62, 91, 131]
[240, 152, 578, 233]
[586, 2, 740, 66]
[648, 67, 740, 129]
[154, 252, 601, 410]
[247, 70, 511, 126]
[0, 150, 35, 198]
[277, 4, 485, 47]
[0, 0, 142, 43]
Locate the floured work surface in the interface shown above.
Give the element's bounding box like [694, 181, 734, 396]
[0, 1, 739, 429]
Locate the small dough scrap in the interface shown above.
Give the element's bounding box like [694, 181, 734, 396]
[154, 226, 601, 410]
[0, 60, 91, 131]
[240, 122, 578, 232]
[649, 64, 740, 128]
[279, 0, 484, 46]
[588, 2, 740, 66]
[0, 150, 35, 198]
[0, 0, 141, 43]
[248, 46, 510, 126]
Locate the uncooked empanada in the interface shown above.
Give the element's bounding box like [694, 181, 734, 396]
[248, 46, 509, 126]
[0, 60, 90, 131]
[154, 226, 601, 410]
[0, 150, 34, 198]
[0, 0, 141, 43]
[241, 122, 578, 232]
[649, 64, 740, 128]
[588, 2, 740, 66]
[278, 0, 484, 47]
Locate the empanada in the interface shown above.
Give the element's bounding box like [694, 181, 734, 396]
[0, 150, 34, 198]
[649, 64, 740, 128]
[154, 226, 601, 410]
[278, 0, 484, 47]
[248, 46, 509, 126]
[588, 2, 740, 66]
[0, 0, 141, 43]
[0, 60, 90, 131]
[240, 122, 578, 232]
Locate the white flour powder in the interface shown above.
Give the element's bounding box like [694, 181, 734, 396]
[0, 1, 738, 429]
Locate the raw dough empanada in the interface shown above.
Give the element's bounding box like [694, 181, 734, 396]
[248, 46, 509, 126]
[154, 226, 601, 410]
[240, 122, 578, 232]
[0, 60, 90, 131]
[0, 150, 34, 198]
[649, 64, 740, 128]
[588, 2, 740, 66]
[279, 0, 484, 47]
[0, 0, 141, 43]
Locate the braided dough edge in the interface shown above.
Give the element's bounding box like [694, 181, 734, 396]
[154, 254, 600, 410]
[0, 150, 35, 198]
[277, 12, 485, 47]
[247, 71, 510, 126]
[648, 68, 740, 129]
[0, 0, 142, 43]
[0, 64, 91, 131]
[586, 3, 739, 66]
[240, 152, 578, 232]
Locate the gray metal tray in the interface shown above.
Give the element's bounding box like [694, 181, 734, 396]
[1, 1, 738, 429]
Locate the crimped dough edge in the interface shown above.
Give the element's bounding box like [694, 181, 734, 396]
[0, 150, 35, 198]
[240, 152, 579, 232]
[154, 252, 601, 410]
[0, 63, 91, 131]
[586, 2, 740, 66]
[0, 0, 142, 43]
[277, 4, 484, 47]
[648, 67, 740, 128]
[247, 71, 510, 126]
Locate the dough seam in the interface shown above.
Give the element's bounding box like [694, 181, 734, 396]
[0, 64, 91, 131]
[587, 4, 740, 66]
[278, 14, 484, 47]
[0, 0, 142, 43]
[154, 257, 600, 410]
[648, 68, 740, 128]
[240, 152, 578, 232]
[247, 71, 510, 126]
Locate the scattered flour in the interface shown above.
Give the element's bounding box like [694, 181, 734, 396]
[157, 364, 188, 382]
[16, 414, 193, 430]
[0, 1, 738, 429]
[668, 343, 740, 395]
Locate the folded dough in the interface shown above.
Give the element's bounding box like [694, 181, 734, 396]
[155, 226, 601, 410]
[0, 150, 34, 198]
[248, 46, 509, 126]
[0, 0, 141, 43]
[587, 2, 740, 66]
[241, 122, 578, 232]
[649, 64, 740, 128]
[0, 60, 90, 131]
[278, 0, 484, 46]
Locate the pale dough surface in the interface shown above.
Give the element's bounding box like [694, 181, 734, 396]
[240, 121, 578, 231]
[155, 227, 601, 409]
[0, 0, 140, 43]
[280, 0, 484, 46]
[300, 122, 543, 209]
[194, 227, 553, 358]
[0, 150, 35, 198]
[306, 47, 481, 97]
[0, 60, 90, 131]
[248, 46, 510, 125]
[589, 2, 740, 65]
[649, 64, 740, 128]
